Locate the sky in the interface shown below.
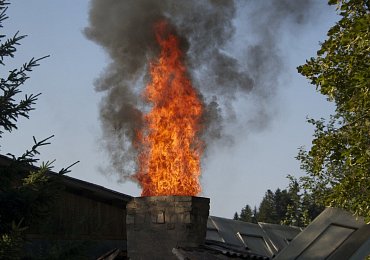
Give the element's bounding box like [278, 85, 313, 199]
[1, 1, 338, 218]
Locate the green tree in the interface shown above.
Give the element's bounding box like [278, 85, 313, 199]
[258, 190, 277, 223]
[239, 204, 253, 222]
[274, 188, 291, 222]
[282, 177, 324, 227]
[0, 1, 75, 258]
[234, 185, 323, 227]
[252, 206, 258, 219]
[296, 0, 370, 220]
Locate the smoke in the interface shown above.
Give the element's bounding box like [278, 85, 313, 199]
[84, 0, 317, 181]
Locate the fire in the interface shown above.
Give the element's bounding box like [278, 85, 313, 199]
[135, 20, 203, 196]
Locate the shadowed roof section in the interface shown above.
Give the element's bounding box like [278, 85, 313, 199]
[0, 154, 132, 206]
[274, 207, 370, 259]
[175, 210, 369, 259]
[172, 216, 300, 259]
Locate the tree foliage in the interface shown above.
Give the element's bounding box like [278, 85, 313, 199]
[234, 184, 323, 227]
[0, 1, 68, 258]
[297, 0, 370, 220]
[258, 190, 277, 223]
[239, 204, 254, 223]
[280, 176, 324, 227]
[0, 3, 47, 138]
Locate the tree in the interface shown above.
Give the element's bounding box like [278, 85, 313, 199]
[252, 206, 258, 221]
[296, 0, 370, 220]
[234, 185, 323, 227]
[281, 177, 324, 227]
[0, 1, 75, 258]
[274, 188, 291, 222]
[239, 204, 253, 222]
[258, 190, 277, 223]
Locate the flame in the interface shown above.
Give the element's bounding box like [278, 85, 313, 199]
[135, 20, 203, 196]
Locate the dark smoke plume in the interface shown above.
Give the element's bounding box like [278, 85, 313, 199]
[84, 0, 317, 181]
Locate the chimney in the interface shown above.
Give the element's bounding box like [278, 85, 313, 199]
[126, 196, 210, 259]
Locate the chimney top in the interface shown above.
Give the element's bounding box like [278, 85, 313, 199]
[126, 196, 210, 259]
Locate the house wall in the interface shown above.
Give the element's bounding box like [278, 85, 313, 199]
[28, 190, 126, 239]
[0, 154, 131, 258]
[25, 189, 129, 258]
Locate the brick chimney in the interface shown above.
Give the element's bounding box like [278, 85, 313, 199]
[126, 196, 210, 259]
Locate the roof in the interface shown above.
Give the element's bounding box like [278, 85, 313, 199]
[274, 207, 370, 260]
[58, 173, 132, 205]
[257, 222, 301, 252]
[173, 244, 269, 260]
[97, 248, 127, 260]
[328, 224, 370, 260]
[204, 216, 301, 259]
[175, 208, 370, 259]
[0, 154, 132, 205]
[172, 216, 301, 259]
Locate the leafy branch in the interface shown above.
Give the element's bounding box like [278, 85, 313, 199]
[0, 56, 49, 138]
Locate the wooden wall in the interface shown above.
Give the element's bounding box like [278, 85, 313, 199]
[27, 190, 127, 240]
[25, 189, 130, 258]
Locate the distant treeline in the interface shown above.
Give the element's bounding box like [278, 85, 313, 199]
[233, 181, 323, 227]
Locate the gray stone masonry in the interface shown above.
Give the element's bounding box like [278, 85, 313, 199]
[126, 196, 210, 260]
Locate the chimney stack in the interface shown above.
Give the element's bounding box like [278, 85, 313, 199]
[126, 196, 210, 259]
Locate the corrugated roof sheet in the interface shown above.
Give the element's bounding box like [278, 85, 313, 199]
[274, 207, 370, 260]
[173, 243, 270, 260]
[258, 222, 301, 253]
[205, 216, 301, 258]
[0, 154, 132, 204]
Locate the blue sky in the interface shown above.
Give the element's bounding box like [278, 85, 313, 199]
[1, 1, 338, 218]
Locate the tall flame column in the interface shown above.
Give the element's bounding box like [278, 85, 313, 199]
[135, 20, 204, 196]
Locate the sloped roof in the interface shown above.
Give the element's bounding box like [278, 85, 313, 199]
[205, 216, 301, 258]
[328, 223, 370, 260]
[175, 208, 369, 259]
[0, 154, 132, 205]
[258, 222, 302, 252]
[57, 172, 132, 205]
[173, 244, 269, 260]
[274, 207, 370, 259]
